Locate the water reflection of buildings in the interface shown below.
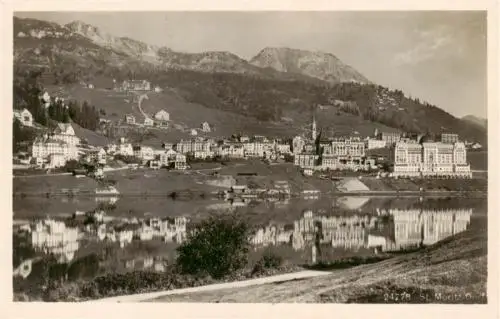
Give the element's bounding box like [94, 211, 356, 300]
[249, 208, 473, 253]
[95, 196, 119, 205]
[382, 208, 472, 251]
[31, 219, 80, 263]
[17, 205, 473, 276]
[292, 210, 376, 250]
[92, 216, 188, 248]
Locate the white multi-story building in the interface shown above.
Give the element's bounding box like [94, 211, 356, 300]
[217, 143, 245, 159]
[380, 132, 401, 145]
[174, 154, 187, 170]
[52, 123, 80, 147]
[86, 147, 107, 165]
[116, 139, 134, 156]
[133, 145, 155, 161]
[393, 141, 423, 177]
[31, 138, 77, 161]
[367, 138, 387, 150]
[294, 153, 318, 169]
[176, 139, 211, 155]
[194, 150, 214, 159]
[243, 141, 265, 158]
[275, 141, 291, 154]
[31, 124, 80, 162]
[317, 138, 366, 170]
[47, 153, 67, 168]
[292, 136, 305, 154]
[392, 141, 471, 178]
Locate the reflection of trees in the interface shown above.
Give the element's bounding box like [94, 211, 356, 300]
[13, 234, 35, 268]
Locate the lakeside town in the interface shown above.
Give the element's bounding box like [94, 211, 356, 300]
[12, 84, 486, 298]
[12, 79, 487, 272]
[11, 11, 489, 305]
[14, 81, 483, 181]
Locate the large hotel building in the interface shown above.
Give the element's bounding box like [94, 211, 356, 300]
[392, 140, 471, 178]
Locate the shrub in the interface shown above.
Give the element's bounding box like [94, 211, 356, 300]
[67, 254, 100, 281]
[252, 251, 283, 275]
[175, 214, 250, 279]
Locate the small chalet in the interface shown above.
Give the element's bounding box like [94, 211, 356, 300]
[121, 80, 151, 92]
[13, 108, 33, 127]
[154, 110, 170, 121]
[201, 121, 211, 133]
[144, 117, 154, 127]
[125, 114, 136, 125]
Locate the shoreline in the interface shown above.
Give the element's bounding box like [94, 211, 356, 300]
[12, 190, 487, 198]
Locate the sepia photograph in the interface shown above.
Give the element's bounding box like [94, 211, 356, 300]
[8, 6, 494, 310]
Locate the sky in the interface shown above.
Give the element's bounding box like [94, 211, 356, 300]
[14, 11, 488, 118]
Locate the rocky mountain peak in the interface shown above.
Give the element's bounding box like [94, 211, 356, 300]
[250, 47, 370, 84]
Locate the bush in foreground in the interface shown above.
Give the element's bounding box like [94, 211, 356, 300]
[175, 214, 251, 279]
[252, 251, 283, 276]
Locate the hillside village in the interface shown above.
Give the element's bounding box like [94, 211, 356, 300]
[13, 81, 482, 178]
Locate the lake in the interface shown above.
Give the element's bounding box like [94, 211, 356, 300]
[13, 195, 487, 270]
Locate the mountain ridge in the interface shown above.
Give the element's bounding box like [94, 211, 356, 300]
[250, 46, 370, 84]
[14, 16, 368, 83]
[462, 115, 487, 129]
[13, 16, 487, 145]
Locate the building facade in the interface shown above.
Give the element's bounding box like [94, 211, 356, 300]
[392, 141, 471, 178]
[380, 132, 401, 145]
[320, 138, 366, 170]
[294, 153, 318, 169]
[31, 137, 78, 162]
[52, 123, 80, 147]
[121, 80, 151, 91]
[125, 114, 136, 125]
[367, 138, 387, 150]
[441, 133, 459, 144]
[292, 136, 305, 154]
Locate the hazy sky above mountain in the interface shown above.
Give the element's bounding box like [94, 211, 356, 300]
[14, 11, 487, 118]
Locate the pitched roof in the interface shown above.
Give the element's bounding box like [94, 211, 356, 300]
[54, 123, 74, 135]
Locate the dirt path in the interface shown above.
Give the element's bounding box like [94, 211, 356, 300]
[137, 93, 149, 119]
[91, 270, 330, 303]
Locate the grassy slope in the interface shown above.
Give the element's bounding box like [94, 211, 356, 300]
[12, 161, 332, 195]
[43, 83, 399, 144]
[151, 225, 487, 303]
[72, 122, 110, 146]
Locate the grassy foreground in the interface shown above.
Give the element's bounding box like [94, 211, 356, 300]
[150, 229, 487, 303]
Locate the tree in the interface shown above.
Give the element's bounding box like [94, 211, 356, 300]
[175, 214, 250, 279]
[13, 119, 23, 153]
[64, 159, 82, 172]
[13, 119, 36, 153]
[67, 254, 100, 281]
